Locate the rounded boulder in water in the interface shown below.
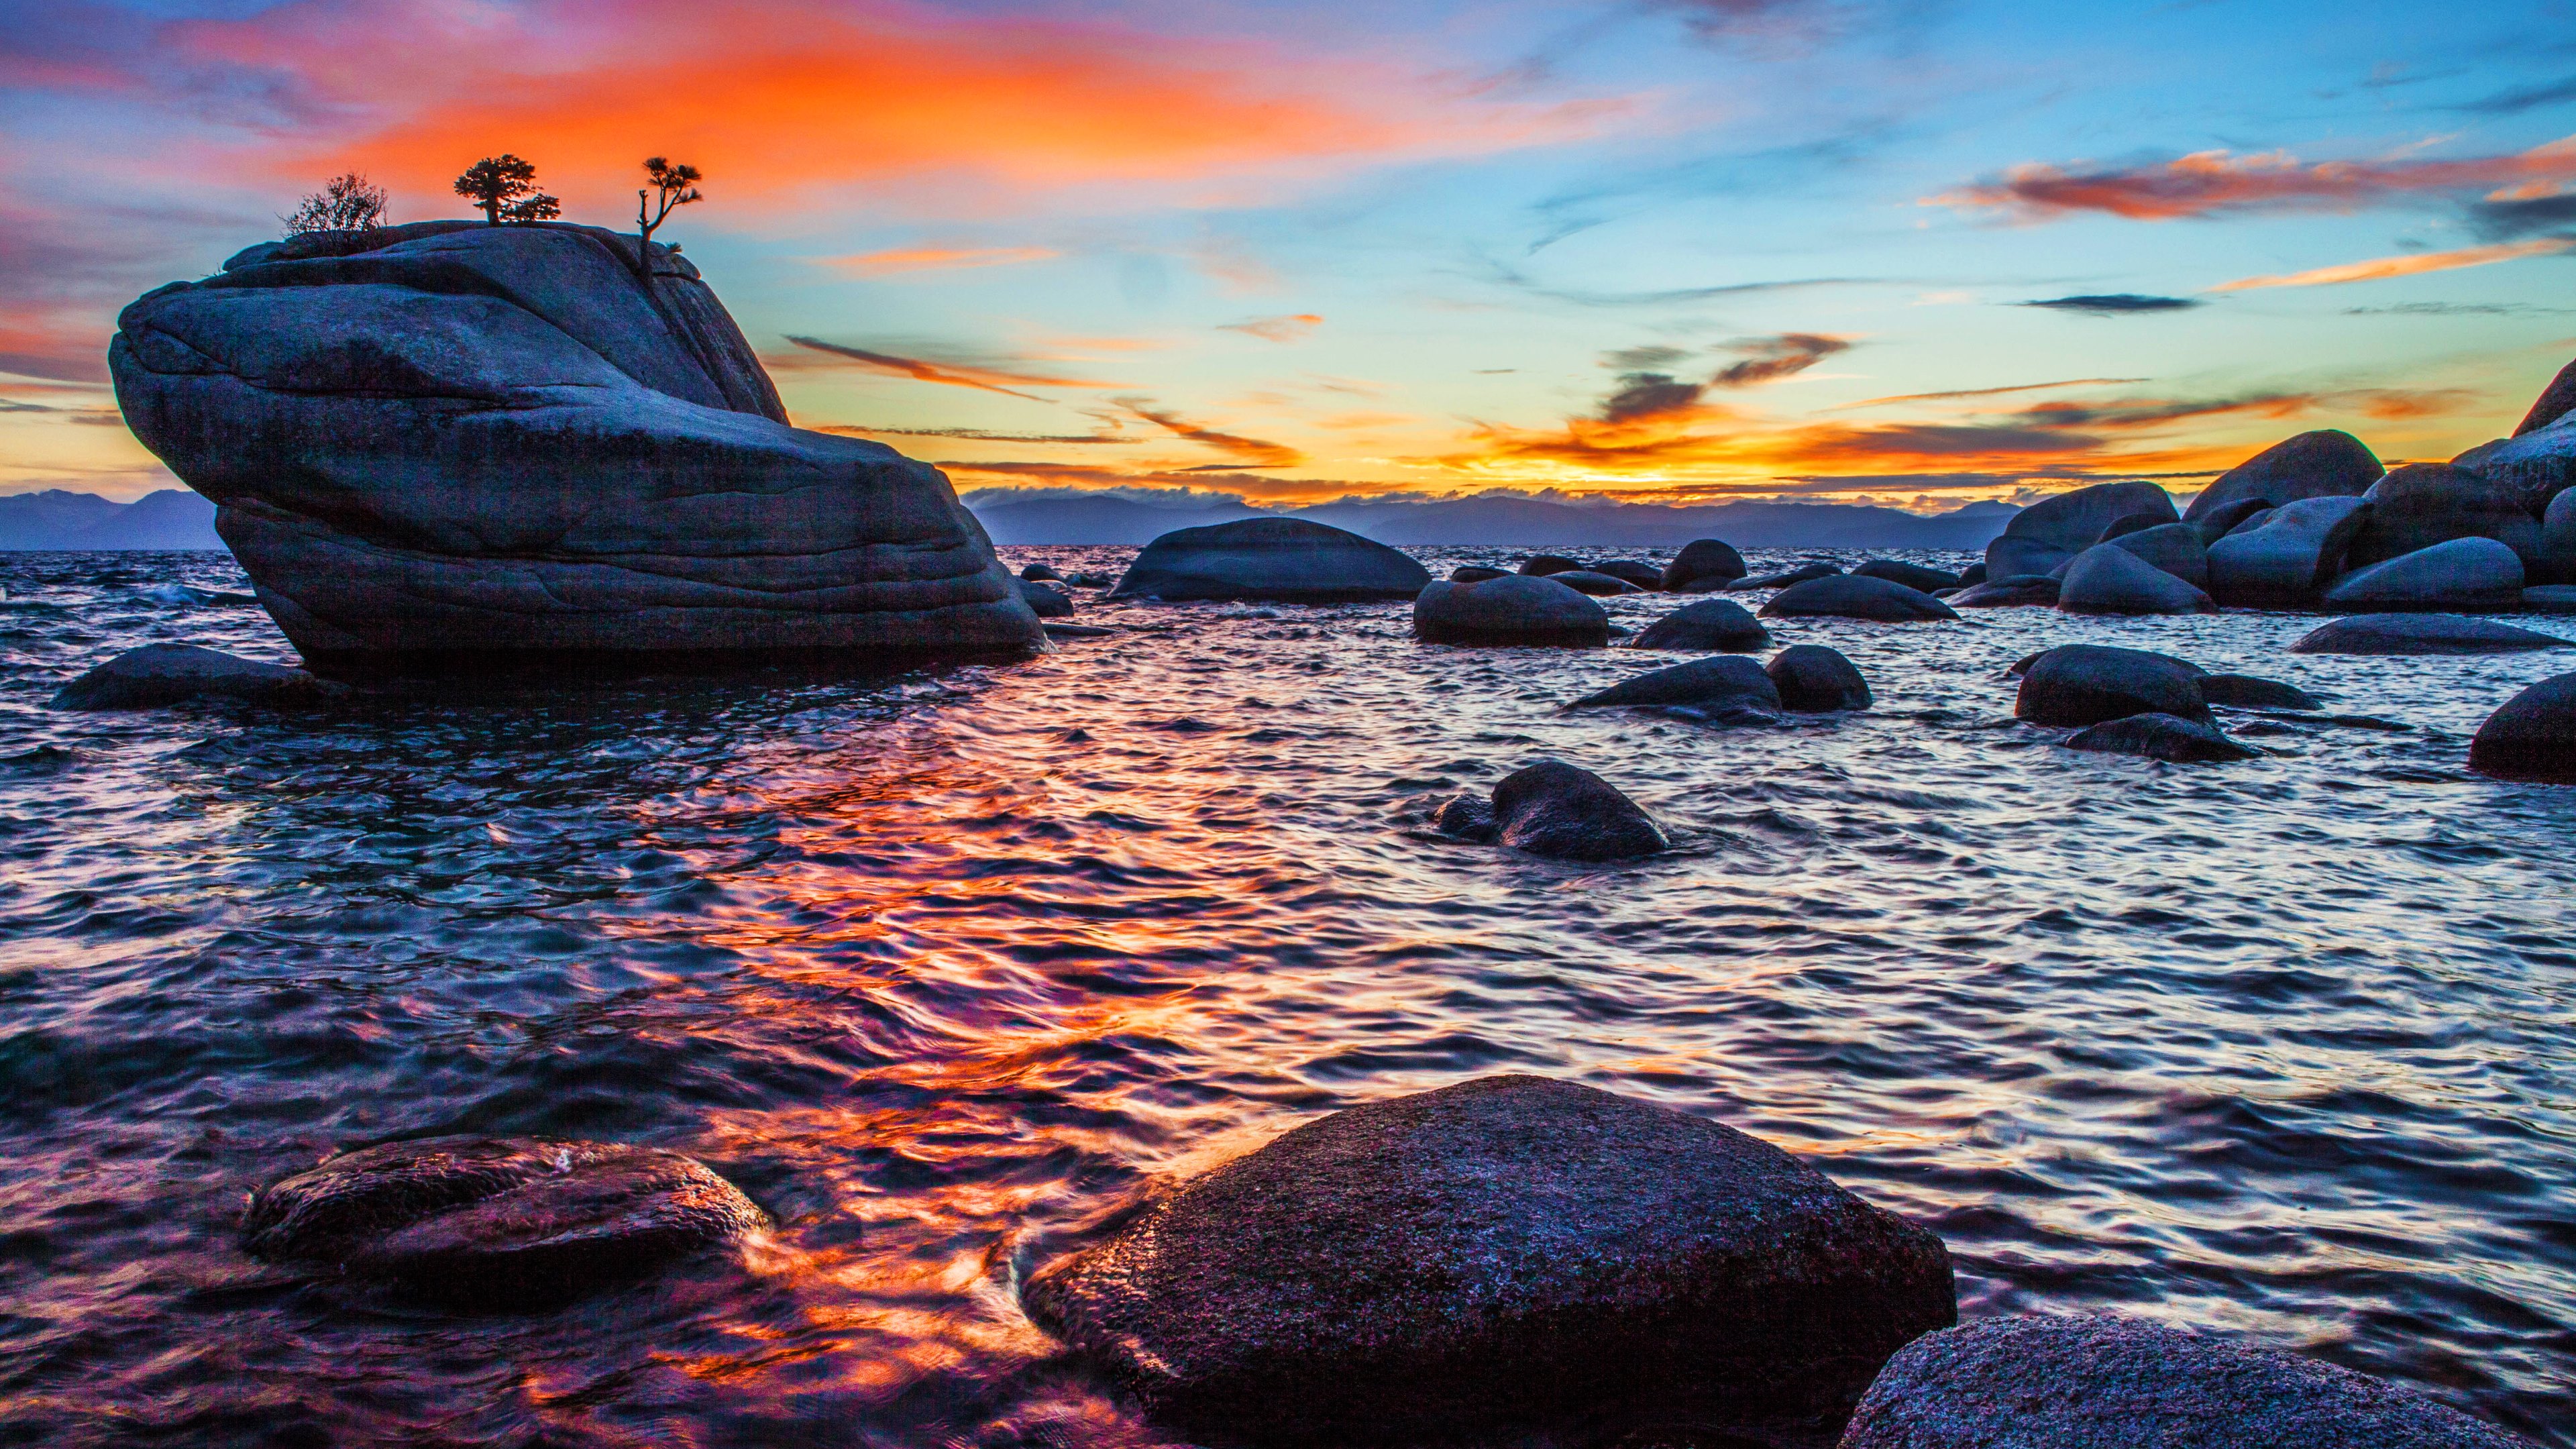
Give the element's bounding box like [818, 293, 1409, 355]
[2184, 429, 2383, 522]
[1628, 598, 1770, 651]
[2322, 538, 2525, 613]
[1548, 569, 1645, 596]
[1660, 538, 1747, 591]
[1112, 517, 1430, 602]
[244, 1137, 767, 1306]
[1020, 1076, 1954, 1443]
[2292, 613, 2573, 655]
[2065, 712, 2260, 763]
[1014, 579, 1075, 617]
[1759, 574, 1958, 621]
[50, 643, 345, 710]
[1413, 575, 1609, 647]
[1568, 655, 1780, 710]
[1487, 759, 1670, 860]
[2469, 672, 2576, 784]
[2057, 544, 2216, 615]
[1449, 564, 1509, 583]
[2017, 645, 2209, 726]
[1951, 574, 2059, 608]
[1842, 1314, 2534, 1449]
[2347, 464, 2543, 571]
[1853, 558, 1961, 592]
[1989, 480, 2178, 580]
[1591, 559, 1665, 589]
[1766, 644, 1872, 711]
[1724, 561, 1843, 592]
[1515, 553, 1585, 576]
[2198, 674, 2323, 711]
[2102, 521, 2210, 589]
[1020, 563, 1064, 582]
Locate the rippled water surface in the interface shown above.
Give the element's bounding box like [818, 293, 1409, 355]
[3, 545, 2573, 1447]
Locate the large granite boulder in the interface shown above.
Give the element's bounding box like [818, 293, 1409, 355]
[2322, 538, 2525, 612]
[2017, 645, 2209, 726]
[2463, 415, 2576, 520]
[1549, 569, 1645, 596]
[1841, 1314, 2532, 1449]
[2189, 496, 2273, 545]
[1760, 574, 1958, 621]
[1723, 561, 1842, 592]
[2057, 544, 2216, 614]
[1568, 656, 1781, 711]
[1629, 598, 1770, 651]
[2065, 712, 2259, 763]
[1949, 574, 2058, 608]
[244, 1136, 766, 1305]
[1414, 575, 1609, 647]
[1853, 558, 1961, 592]
[50, 643, 344, 710]
[2469, 672, 2576, 784]
[2184, 429, 2382, 522]
[1021, 1076, 1953, 1442]
[2544, 486, 2576, 583]
[1988, 481, 2178, 579]
[1767, 645, 1872, 711]
[111, 220, 1042, 667]
[2206, 495, 2369, 607]
[2290, 614, 2573, 655]
[1115, 517, 1428, 602]
[2347, 464, 2543, 570]
[2102, 522, 2209, 588]
[1661, 538, 1748, 591]
[2518, 356, 2576, 437]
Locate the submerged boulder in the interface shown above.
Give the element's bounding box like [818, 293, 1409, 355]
[2057, 544, 2216, 614]
[1629, 598, 1770, 651]
[2065, 712, 2260, 763]
[1853, 558, 1961, 592]
[1760, 574, 1958, 621]
[1988, 480, 2178, 579]
[2206, 495, 2369, 607]
[1591, 559, 1666, 590]
[2523, 585, 2576, 613]
[2017, 645, 2209, 726]
[2322, 538, 2525, 612]
[1414, 575, 1609, 647]
[1020, 563, 1064, 582]
[1015, 579, 1075, 617]
[2200, 674, 2324, 711]
[2470, 673, 2576, 784]
[1550, 569, 1645, 596]
[1516, 553, 1585, 576]
[1426, 761, 1669, 860]
[1842, 1314, 2530, 1449]
[1115, 517, 1428, 602]
[1950, 574, 2059, 608]
[1569, 655, 1780, 711]
[50, 642, 344, 710]
[1450, 564, 1509, 583]
[2291, 613, 2573, 655]
[1766, 645, 1872, 711]
[2185, 429, 2383, 522]
[1723, 561, 1843, 592]
[244, 1136, 766, 1305]
[111, 220, 1041, 667]
[1021, 1076, 1953, 1442]
[1661, 538, 1748, 591]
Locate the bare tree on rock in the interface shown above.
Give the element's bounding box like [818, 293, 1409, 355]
[283, 173, 390, 237]
[632, 157, 702, 285]
[453, 155, 560, 225]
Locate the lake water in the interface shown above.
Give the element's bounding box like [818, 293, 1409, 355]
[2, 545, 2571, 1446]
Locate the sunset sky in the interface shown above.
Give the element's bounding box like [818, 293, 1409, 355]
[5, 0, 2575, 508]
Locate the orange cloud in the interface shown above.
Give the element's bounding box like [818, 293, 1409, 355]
[2210, 237, 2576, 290]
[823, 246, 1060, 276]
[1117, 398, 1304, 468]
[779, 336, 1118, 400]
[1219, 313, 1324, 343]
[1937, 135, 2576, 220]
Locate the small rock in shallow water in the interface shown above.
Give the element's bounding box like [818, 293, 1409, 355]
[1516, 553, 1585, 576]
[1113, 518, 1430, 602]
[1660, 538, 1747, 591]
[50, 643, 344, 710]
[2065, 712, 2259, 763]
[1591, 559, 1665, 589]
[1766, 644, 1872, 711]
[1570, 656, 1779, 710]
[2520, 585, 2576, 613]
[2469, 672, 2576, 784]
[1430, 760, 1668, 860]
[2290, 613, 2572, 655]
[244, 1137, 765, 1305]
[1628, 598, 1769, 651]
[1760, 574, 1957, 621]
[1020, 563, 1064, 582]
[1014, 580, 1075, 617]
[2016, 645, 2209, 726]
[2198, 674, 2323, 711]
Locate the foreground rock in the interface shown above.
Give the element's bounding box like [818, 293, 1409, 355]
[1950, 575, 2058, 608]
[1014, 580, 1074, 617]
[1022, 1076, 1953, 1442]
[1767, 645, 1872, 711]
[1415, 576, 1609, 647]
[2322, 538, 2525, 612]
[1661, 538, 1748, 591]
[2057, 544, 2216, 615]
[2206, 495, 2369, 607]
[2017, 645, 2208, 726]
[2291, 614, 2574, 655]
[2347, 464, 2542, 571]
[1428, 761, 1672, 860]
[244, 1137, 766, 1305]
[1115, 517, 1428, 602]
[2469, 673, 2576, 784]
[1761, 574, 1958, 621]
[1988, 480, 2178, 579]
[50, 643, 344, 710]
[1569, 657, 1780, 712]
[2065, 712, 2259, 763]
[1629, 598, 1770, 651]
[1853, 559, 1960, 592]
[1842, 1314, 2530, 1449]
[2184, 429, 2383, 522]
[112, 220, 1041, 667]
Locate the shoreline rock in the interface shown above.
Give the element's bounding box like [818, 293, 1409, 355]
[2291, 614, 2574, 655]
[1414, 575, 1611, 647]
[1113, 517, 1429, 602]
[2017, 645, 2209, 726]
[50, 643, 345, 710]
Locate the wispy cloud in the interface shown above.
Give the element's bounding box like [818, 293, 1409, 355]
[1219, 313, 1324, 343]
[1711, 332, 1853, 386]
[780, 336, 1115, 399]
[812, 424, 1136, 443]
[2021, 294, 2203, 315]
[1116, 398, 1304, 468]
[1935, 135, 2576, 220]
[822, 246, 1059, 276]
[2453, 75, 2576, 115]
[1835, 378, 2148, 408]
[2210, 237, 2576, 291]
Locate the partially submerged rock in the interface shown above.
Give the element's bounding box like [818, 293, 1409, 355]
[2469, 672, 2576, 784]
[244, 1136, 766, 1305]
[1660, 538, 1748, 591]
[1721, 561, 1841, 592]
[1516, 553, 1585, 576]
[1853, 558, 1961, 592]
[1569, 656, 1780, 710]
[1450, 564, 1509, 583]
[1591, 559, 1665, 590]
[1766, 645, 1872, 711]
[1841, 1314, 2530, 1449]
[1486, 761, 1670, 860]
[2522, 585, 2576, 613]
[1015, 579, 1075, 617]
[1414, 575, 1610, 647]
[1629, 598, 1770, 651]
[1021, 1076, 1953, 1442]
[2065, 712, 2259, 763]
[2291, 613, 2573, 655]
[2200, 674, 2323, 711]
[50, 643, 343, 710]
[1989, 480, 2178, 579]
[2185, 429, 2383, 522]
[1020, 563, 1065, 582]
[2017, 645, 2209, 726]
[1114, 517, 1429, 602]
[2207, 495, 2369, 607]
[1950, 574, 2059, 608]
[2057, 544, 2216, 615]
[1549, 569, 1645, 596]
[2322, 538, 2526, 612]
[1760, 574, 1958, 621]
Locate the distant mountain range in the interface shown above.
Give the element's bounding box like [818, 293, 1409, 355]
[3, 486, 2020, 553]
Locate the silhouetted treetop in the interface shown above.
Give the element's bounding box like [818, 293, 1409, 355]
[282, 174, 389, 236]
[631, 156, 704, 284]
[453, 155, 559, 225]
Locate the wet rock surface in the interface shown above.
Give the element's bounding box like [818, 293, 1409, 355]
[1629, 598, 1771, 651]
[1990, 480, 2179, 579]
[1760, 575, 1958, 622]
[1570, 656, 1782, 711]
[2291, 613, 2575, 655]
[1950, 575, 2058, 608]
[2199, 674, 2324, 711]
[1853, 559, 1962, 593]
[2207, 496, 2369, 607]
[50, 642, 345, 710]
[2057, 545, 2217, 615]
[2016, 645, 2209, 726]
[2324, 538, 2526, 612]
[1767, 645, 1872, 712]
[1414, 574, 1611, 647]
[1114, 518, 1430, 603]
[1661, 539, 1748, 591]
[2186, 429, 2383, 522]
[2469, 672, 2576, 784]
[2064, 712, 2260, 763]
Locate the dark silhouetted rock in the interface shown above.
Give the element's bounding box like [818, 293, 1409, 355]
[1841, 1314, 2531, 1449]
[1957, 561, 1987, 586]
[2466, 414, 2576, 519]
[1760, 574, 1958, 621]
[2057, 544, 2216, 614]
[1016, 579, 1075, 617]
[1570, 656, 1780, 710]
[111, 221, 1042, 667]
[1115, 517, 1429, 602]
[1629, 598, 1770, 651]
[1043, 623, 1113, 640]
[1989, 480, 2178, 578]
[2190, 495, 2273, 545]
[2017, 645, 2209, 726]
[1592, 559, 1665, 590]
[244, 1136, 766, 1305]
[2523, 585, 2576, 613]
[2292, 613, 2573, 655]
[1950, 574, 2059, 608]
[2544, 487, 2576, 584]
[1419, 761, 1670, 860]
[2347, 464, 2542, 570]
[2471, 672, 2576, 784]
[1450, 564, 1510, 583]
[2322, 538, 2525, 612]
[2518, 356, 2576, 437]
[1766, 645, 1871, 711]
[50, 643, 344, 710]
[1854, 559, 1961, 592]
[1066, 572, 1114, 589]
[2206, 495, 2369, 607]
[1550, 569, 1645, 596]
[1414, 575, 1609, 647]
[2185, 429, 2383, 523]
[1021, 563, 1064, 582]
[2065, 712, 2259, 762]
[2200, 674, 2323, 711]
[1661, 538, 1748, 591]
[2102, 522, 2208, 588]
[1722, 561, 1843, 592]
[1517, 553, 1585, 576]
[1022, 1076, 1953, 1442]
